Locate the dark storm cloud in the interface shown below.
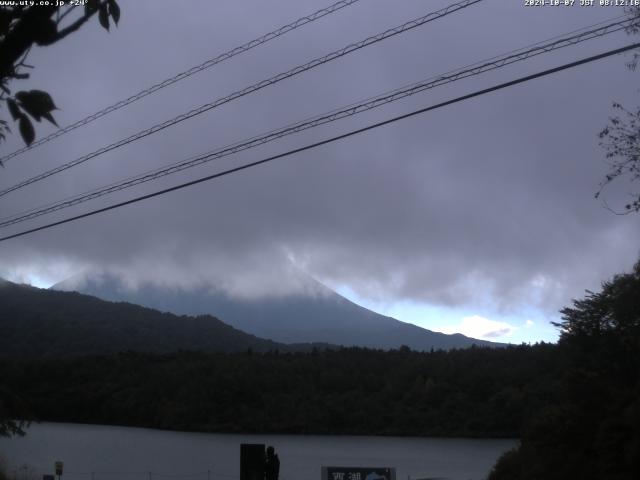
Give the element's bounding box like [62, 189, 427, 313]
[1, 0, 638, 314]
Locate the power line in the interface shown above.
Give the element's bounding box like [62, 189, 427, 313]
[0, 15, 629, 226]
[0, 0, 483, 199]
[0, 16, 633, 229]
[1, 42, 637, 244]
[0, 0, 362, 165]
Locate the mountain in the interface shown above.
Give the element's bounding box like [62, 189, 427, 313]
[0, 278, 295, 358]
[53, 272, 501, 350]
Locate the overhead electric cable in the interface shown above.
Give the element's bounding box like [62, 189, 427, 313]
[0, 16, 633, 229]
[0, 42, 637, 244]
[0, 0, 362, 165]
[0, 0, 483, 199]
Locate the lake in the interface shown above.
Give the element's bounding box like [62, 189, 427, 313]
[0, 423, 516, 480]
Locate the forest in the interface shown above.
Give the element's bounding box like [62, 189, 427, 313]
[489, 260, 640, 480]
[0, 343, 559, 438]
[1, 261, 639, 479]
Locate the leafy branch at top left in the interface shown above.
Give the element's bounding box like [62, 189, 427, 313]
[0, 0, 121, 153]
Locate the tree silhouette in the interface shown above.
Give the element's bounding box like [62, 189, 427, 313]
[596, 7, 640, 213]
[0, 0, 120, 149]
[555, 259, 640, 337]
[489, 260, 640, 480]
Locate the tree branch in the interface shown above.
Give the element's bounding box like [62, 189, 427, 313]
[44, 3, 107, 45]
[0, 2, 107, 75]
[0, 5, 56, 77]
[55, 5, 76, 26]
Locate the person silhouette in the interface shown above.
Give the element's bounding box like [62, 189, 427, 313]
[264, 445, 280, 480]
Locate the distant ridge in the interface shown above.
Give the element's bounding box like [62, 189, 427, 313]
[0, 278, 307, 358]
[53, 272, 502, 350]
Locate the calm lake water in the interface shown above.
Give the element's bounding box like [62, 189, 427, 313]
[0, 423, 516, 480]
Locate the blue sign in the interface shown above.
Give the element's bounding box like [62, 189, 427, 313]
[323, 467, 395, 480]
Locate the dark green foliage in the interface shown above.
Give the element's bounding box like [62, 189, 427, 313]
[0, 119, 9, 145]
[31, 17, 58, 46]
[14, 90, 57, 125]
[108, 0, 121, 25]
[98, 4, 109, 31]
[17, 114, 34, 145]
[0, 344, 559, 438]
[555, 259, 640, 337]
[0, 1, 120, 146]
[6, 98, 19, 120]
[489, 261, 640, 480]
[0, 385, 30, 437]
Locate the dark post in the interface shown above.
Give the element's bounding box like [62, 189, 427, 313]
[54, 462, 63, 480]
[240, 444, 265, 480]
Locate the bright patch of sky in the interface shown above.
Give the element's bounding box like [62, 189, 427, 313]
[1, 263, 75, 290]
[334, 285, 559, 344]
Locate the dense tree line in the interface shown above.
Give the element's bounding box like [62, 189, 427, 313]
[489, 261, 640, 480]
[0, 344, 559, 438]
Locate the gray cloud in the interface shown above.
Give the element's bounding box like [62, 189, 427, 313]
[1, 0, 639, 320]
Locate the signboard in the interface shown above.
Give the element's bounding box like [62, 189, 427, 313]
[54, 462, 63, 476]
[322, 467, 396, 480]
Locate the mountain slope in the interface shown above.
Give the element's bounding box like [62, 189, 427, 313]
[53, 273, 500, 350]
[0, 279, 291, 358]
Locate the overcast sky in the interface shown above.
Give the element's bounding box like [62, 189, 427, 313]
[1, 0, 639, 343]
